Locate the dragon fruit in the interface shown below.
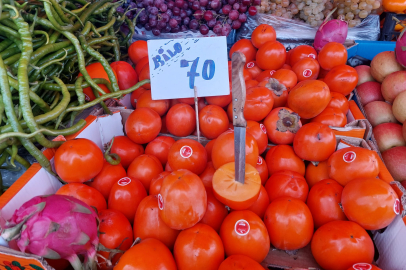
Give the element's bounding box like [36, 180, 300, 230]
[0, 195, 99, 270]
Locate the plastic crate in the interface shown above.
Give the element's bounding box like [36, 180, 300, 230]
[380, 12, 406, 41]
[347, 40, 396, 60]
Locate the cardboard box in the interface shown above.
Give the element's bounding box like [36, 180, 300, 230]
[0, 108, 405, 270]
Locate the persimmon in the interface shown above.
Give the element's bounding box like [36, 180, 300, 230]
[256, 69, 276, 82]
[167, 139, 207, 175]
[138, 65, 151, 89]
[211, 130, 259, 169]
[130, 87, 147, 108]
[88, 161, 127, 200]
[324, 65, 358, 96]
[135, 56, 149, 75]
[311, 107, 347, 127]
[199, 161, 216, 188]
[265, 170, 309, 202]
[213, 162, 262, 210]
[256, 156, 269, 185]
[318, 42, 348, 70]
[56, 183, 106, 213]
[199, 105, 229, 139]
[127, 154, 163, 192]
[205, 91, 232, 107]
[133, 195, 180, 250]
[305, 160, 330, 187]
[244, 86, 274, 121]
[256, 41, 286, 71]
[108, 176, 147, 223]
[287, 80, 331, 119]
[125, 107, 161, 144]
[307, 179, 347, 228]
[109, 136, 144, 169]
[114, 238, 177, 270]
[258, 78, 288, 108]
[159, 169, 207, 230]
[311, 221, 374, 270]
[341, 178, 399, 230]
[245, 79, 259, 89]
[200, 188, 228, 232]
[247, 185, 270, 219]
[166, 103, 196, 137]
[145, 136, 175, 166]
[327, 147, 380, 186]
[263, 107, 301, 145]
[292, 58, 320, 81]
[245, 61, 263, 79]
[270, 69, 298, 91]
[220, 210, 270, 263]
[327, 91, 350, 114]
[251, 24, 276, 48]
[264, 197, 314, 250]
[128, 40, 148, 64]
[293, 123, 337, 162]
[174, 224, 224, 270]
[289, 45, 318, 66]
[265, 145, 305, 176]
[246, 121, 268, 154]
[136, 91, 170, 116]
[149, 171, 171, 196]
[219, 255, 265, 270]
[229, 39, 257, 63]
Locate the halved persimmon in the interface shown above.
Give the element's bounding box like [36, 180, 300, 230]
[212, 162, 261, 210]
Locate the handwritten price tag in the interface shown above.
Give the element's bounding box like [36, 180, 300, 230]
[147, 37, 229, 100]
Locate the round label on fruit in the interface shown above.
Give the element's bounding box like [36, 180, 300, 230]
[180, 146, 193, 158]
[260, 124, 267, 134]
[247, 62, 255, 68]
[118, 177, 131, 186]
[234, 219, 250, 236]
[270, 70, 276, 76]
[352, 263, 372, 270]
[343, 151, 356, 163]
[394, 199, 401, 215]
[308, 53, 316, 59]
[257, 156, 262, 165]
[84, 94, 90, 101]
[158, 194, 164, 210]
[303, 69, 312, 78]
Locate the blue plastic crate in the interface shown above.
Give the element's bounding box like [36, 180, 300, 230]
[347, 40, 396, 60]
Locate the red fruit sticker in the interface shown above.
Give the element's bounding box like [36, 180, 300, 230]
[303, 69, 312, 78]
[118, 177, 131, 186]
[394, 199, 401, 215]
[180, 145, 193, 158]
[352, 263, 372, 270]
[234, 219, 250, 236]
[158, 194, 164, 210]
[257, 156, 262, 165]
[308, 53, 316, 59]
[343, 151, 356, 163]
[246, 62, 255, 68]
[260, 124, 267, 134]
[269, 70, 276, 76]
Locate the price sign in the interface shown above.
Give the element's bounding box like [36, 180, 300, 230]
[147, 37, 229, 100]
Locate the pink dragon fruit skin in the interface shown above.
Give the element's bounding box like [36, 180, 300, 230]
[1, 195, 99, 270]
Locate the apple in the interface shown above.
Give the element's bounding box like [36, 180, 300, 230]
[373, 123, 406, 152]
[364, 101, 398, 127]
[381, 70, 406, 103]
[370, 51, 404, 82]
[354, 65, 375, 86]
[356, 81, 384, 106]
[382, 146, 406, 182]
[393, 90, 406, 123]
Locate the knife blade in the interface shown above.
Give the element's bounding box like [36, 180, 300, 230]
[231, 51, 247, 184]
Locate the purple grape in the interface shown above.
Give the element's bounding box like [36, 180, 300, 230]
[203, 10, 213, 21]
[165, 9, 173, 16]
[228, 0, 235, 5]
[186, 8, 193, 16]
[193, 10, 204, 19]
[116, 6, 125, 13]
[215, 20, 222, 25]
[152, 28, 161, 36]
[137, 2, 144, 7]
[146, 0, 154, 6]
[155, 0, 164, 7]
[149, 13, 157, 19]
[221, 23, 231, 36]
[173, 6, 181, 15]
[174, 15, 182, 24]
[164, 24, 172, 32]
[189, 19, 199, 29]
[181, 2, 188, 9]
[241, 0, 250, 6]
[181, 25, 188, 31]
[221, 0, 227, 5]
[158, 20, 167, 29]
[144, 23, 152, 30]
[167, 1, 175, 9]
[210, 0, 220, 9]
[226, 18, 232, 24]
[180, 9, 187, 18]
[248, 6, 257, 15]
[129, 2, 137, 8]
[192, 1, 200, 10]
[253, 0, 260, 5]
[150, 6, 159, 14]
[183, 17, 191, 25]
[169, 18, 178, 27]
[231, 20, 241, 29]
[222, 4, 231, 14]
[229, 9, 239, 20]
[160, 13, 169, 22]
[199, 24, 209, 35]
[238, 13, 247, 22]
[160, 3, 168, 11]
[232, 3, 239, 10]
[139, 14, 148, 24]
[213, 24, 222, 34]
[171, 25, 180, 32]
[149, 17, 158, 27]
[238, 5, 247, 12]
[200, 0, 208, 6]
[175, 0, 184, 7]
[207, 18, 217, 27]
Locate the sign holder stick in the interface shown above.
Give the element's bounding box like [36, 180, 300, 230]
[194, 86, 200, 143]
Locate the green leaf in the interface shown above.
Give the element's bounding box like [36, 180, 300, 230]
[29, 264, 43, 270]
[11, 262, 20, 267]
[5, 266, 12, 270]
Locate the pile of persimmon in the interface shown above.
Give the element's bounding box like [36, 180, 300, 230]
[51, 26, 399, 270]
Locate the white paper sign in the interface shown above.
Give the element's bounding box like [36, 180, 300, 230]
[147, 37, 230, 100]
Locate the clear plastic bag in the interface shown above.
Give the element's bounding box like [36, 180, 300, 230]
[236, 13, 381, 46]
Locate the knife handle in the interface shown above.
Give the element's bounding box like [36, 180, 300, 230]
[231, 52, 247, 128]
